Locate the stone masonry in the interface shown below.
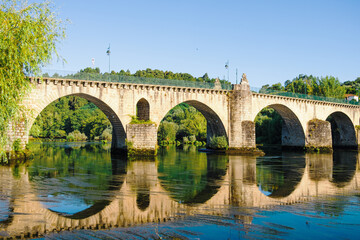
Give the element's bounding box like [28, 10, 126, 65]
[5, 76, 360, 153]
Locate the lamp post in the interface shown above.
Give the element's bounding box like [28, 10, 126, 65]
[225, 60, 229, 82]
[236, 68, 238, 84]
[106, 44, 111, 73]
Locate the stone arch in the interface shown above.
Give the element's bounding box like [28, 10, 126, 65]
[326, 111, 357, 148]
[158, 100, 228, 144]
[186, 100, 227, 143]
[255, 104, 305, 147]
[28, 93, 126, 149]
[136, 98, 150, 121]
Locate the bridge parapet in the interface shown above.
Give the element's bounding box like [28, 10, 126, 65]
[252, 92, 360, 109]
[28, 77, 230, 96]
[252, 92, 360, 108]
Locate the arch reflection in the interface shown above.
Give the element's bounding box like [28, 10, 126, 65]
[331, 150, 358, 188]
[1, 146, 360, 237]
[157, 146, 228, 204]
[27, 142, 126, 219]
[256, 152, 306, 198]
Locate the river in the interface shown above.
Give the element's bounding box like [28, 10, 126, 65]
[0, 142, 359, 239]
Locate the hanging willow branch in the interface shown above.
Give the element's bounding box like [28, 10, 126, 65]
[0, 0, 66, 161]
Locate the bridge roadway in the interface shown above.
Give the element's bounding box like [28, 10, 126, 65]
[0, 153, 359, 238]
[7, 74, 360, 152]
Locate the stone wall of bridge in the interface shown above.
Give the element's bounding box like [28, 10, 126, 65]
[7, 77, 230, 151]
[5, 76, 360, 152]
[251, 93, 360, 149]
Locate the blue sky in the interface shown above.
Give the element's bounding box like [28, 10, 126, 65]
[45, 0, 360, 87]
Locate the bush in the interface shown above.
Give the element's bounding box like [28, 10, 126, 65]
[183, 136, 189, 144]
[12, 139, 21, 152]
[158, 121, 178, 143]
[100, 127, 112, 140]
[129, 115, 155, 124]
[189, 135, 196, 144]
[29, 125, 41, 138]
[208, 136, 228, 150]
[66, 130, 87, 142]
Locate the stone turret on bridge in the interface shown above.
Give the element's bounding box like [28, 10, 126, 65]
[5, 75, 360, 154]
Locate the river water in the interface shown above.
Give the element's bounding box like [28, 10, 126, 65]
[0, 142, 360, 239]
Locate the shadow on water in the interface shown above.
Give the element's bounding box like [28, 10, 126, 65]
[26, 141, 127, 219]
[256, 151, 306, 198]
[157, 145, 228, 204]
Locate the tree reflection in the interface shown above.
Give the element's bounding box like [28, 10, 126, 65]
[26, 142, 126, 217]
[157, 146, 228, 204]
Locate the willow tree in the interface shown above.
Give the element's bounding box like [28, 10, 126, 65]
[0, 0, 65, 160]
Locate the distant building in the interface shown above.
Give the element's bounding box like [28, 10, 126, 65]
[344, 94, 359, 102]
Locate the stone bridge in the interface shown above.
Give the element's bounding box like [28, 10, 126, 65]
[0, 153, 359, 238]
[8, 74, 360, 151]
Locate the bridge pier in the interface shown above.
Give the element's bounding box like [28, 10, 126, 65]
[126, 124, 158, 157]
[357, 128, 360, 149]
[305, 119, 333, 152]
[228, 74, 258, 153]
[5, 121, 29, 154]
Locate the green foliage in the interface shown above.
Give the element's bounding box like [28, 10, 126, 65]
[208, 136, 228, 150]
[343, 77, 360, 95]
[255, 108, 283, 144]
[189, 135, 196, 144]
[47, 67, 233, 90]
[80, 67, 100, 74]
[132, 68, 215, 83]
[157, 146, 228, 203]
[260, 83, 284, 93]
[0, 0, 65, 160]
[282, 74, 346, 99]
[320, 76, 346, 98]
[12, 139, 21, 152]
[27, 142, 116, 205]
[158, 121, 178, 143]
[30, 96, 111, 140]
[66, 130, 87, 142]
[129, 115, 155, 124]
[256, 74, 353, 145]
[99, 127, 112, 140]
[158, 103, 207, 146]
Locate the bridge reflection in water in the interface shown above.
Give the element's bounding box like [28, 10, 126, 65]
[0, 144, 359, 238]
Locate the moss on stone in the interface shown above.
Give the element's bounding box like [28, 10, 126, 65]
[2, 149, 32, 165]
[226, 147, 265, 156]
[304, 146, 333, 153]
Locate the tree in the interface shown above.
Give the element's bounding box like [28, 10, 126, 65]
[320, 76, 346, 98]
[0, 0, 65, 159]
[259, 83, 284, 93]
[80, 67, 100, 74]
